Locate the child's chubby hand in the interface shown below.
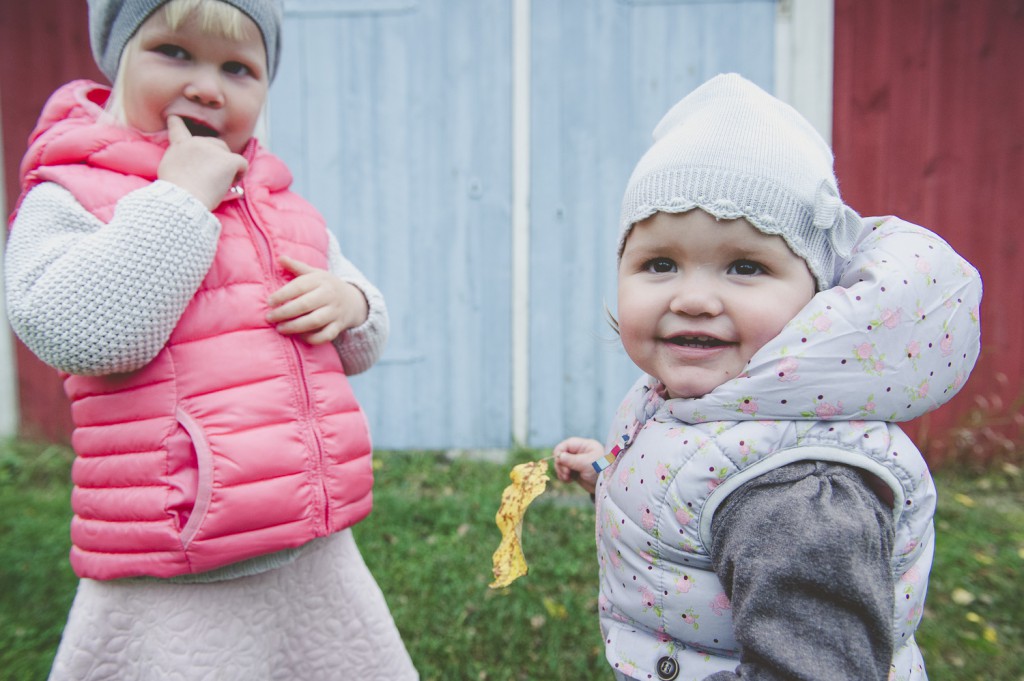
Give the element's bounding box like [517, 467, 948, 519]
[266, 255, 369, 345]
[157, 115, 248, 210]
[553, 437, 605, 495]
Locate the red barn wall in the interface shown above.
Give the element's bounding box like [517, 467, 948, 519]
[833, 0, 1024, 463]
[1, 1, 102, 442]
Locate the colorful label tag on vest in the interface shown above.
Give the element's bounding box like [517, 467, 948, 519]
[592, 432, 633, 473]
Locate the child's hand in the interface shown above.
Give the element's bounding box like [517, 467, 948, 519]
[553, 437, 605, 495]
[157, 115, 248, 210]
[266, 255, 369, 345]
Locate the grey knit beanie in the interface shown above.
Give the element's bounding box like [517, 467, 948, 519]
[619, 73, 861, 290]
[87, 0, 283, 83]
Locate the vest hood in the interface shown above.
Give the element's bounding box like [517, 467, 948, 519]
[658, 216, 982, 425]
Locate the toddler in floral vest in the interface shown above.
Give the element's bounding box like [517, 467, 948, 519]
[555, 73, 982, 681]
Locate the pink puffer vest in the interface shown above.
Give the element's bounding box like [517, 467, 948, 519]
[18, 81, 373, 580]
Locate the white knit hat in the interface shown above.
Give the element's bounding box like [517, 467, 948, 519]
[619, 73, 861, 289]
[88, 0, 284, 83]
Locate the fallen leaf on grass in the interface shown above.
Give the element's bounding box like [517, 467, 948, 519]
[543, 596, 569, 619]
[489, 460, 549, 588]
[951, 587, 975, 605]
[972, 551, 994, 566]
[954, 493, 976, 508]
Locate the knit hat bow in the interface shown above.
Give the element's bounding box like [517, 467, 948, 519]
[813, 179, 860, 260]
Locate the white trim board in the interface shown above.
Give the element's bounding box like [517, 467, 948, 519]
[774, 0, 835, 143]
[0, 87, 19, 437]
[511, 0, 532, 445]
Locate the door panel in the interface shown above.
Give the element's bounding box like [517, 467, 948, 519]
[527, 0, 776, 445]
[270, 0, 514, 448]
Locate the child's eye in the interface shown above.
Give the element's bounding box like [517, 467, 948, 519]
[154, 44, 189, 60]
[643, 258, 677, 274]
[728, 260, 765, 276]
[223, 61, 252, 77]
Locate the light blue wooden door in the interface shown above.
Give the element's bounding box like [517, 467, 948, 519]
[269, 0, 514, 449]
[527, 0, 777, 446]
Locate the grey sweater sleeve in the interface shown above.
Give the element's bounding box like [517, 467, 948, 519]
[325, 231, 388, 376]
[704, 461, 895, 681]
[5, 180, 220, 376]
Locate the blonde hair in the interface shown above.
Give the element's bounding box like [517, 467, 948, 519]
[163, 0, 251, 40]
[103, 0, 259, 124]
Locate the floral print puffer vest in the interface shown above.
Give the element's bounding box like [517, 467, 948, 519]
[596, 217, 982, 681]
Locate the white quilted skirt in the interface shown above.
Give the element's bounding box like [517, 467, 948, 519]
[48, 529, 418, 681]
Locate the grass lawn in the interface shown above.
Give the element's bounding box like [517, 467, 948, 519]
[1, 440, 1021, 680]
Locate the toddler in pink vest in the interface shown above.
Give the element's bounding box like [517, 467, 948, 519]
[4, 1, 416, 678]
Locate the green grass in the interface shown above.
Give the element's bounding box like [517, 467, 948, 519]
[1, 439, 1021, 680]
[0, 441, 78, 681]
[355, 450, 605, 680]
[914, 463, 1024, 681]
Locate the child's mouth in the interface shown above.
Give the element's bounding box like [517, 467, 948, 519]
[181, 117, 219, 138]
[666, 335, 728, 348]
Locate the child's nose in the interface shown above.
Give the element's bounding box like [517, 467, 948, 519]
[668, 273, 723, 317]
[184, 69, 225, 107]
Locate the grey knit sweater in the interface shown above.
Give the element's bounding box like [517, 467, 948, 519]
[5, 180, 388, 377]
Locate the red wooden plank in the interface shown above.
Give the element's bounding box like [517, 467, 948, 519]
[1, 2, 103, 442]
[834, 0, 1024, 464]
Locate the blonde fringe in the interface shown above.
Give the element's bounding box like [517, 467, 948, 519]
[162, 0, 249, 41]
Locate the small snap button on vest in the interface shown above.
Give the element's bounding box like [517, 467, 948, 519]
[656, 655, 679, 680]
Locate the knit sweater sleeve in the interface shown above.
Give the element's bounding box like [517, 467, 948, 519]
[4, 180, 220, 376]
[703, 461, 895, 681]
[326, 230, 388, 376]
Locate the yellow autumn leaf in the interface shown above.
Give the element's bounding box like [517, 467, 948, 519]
[489, 460, 549, 588]
[954, 493, 976, 508]
[951, 587, 975, 605]
[983, 626, 998, 643]
[543, 596, 569, 620]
